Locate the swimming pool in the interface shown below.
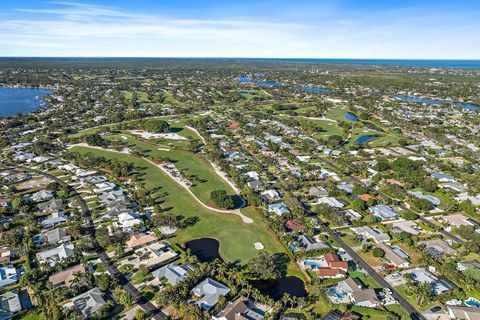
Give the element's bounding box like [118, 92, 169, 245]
[465, 297, 480, 308]
[327, 287, 344, 299]
[304, 261, 322, 268]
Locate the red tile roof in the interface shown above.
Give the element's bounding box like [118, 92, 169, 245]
[316, 267, 346, 277]
[284, 219, 305, 232]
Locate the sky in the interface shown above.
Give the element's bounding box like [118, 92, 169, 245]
[0, 0, 479, 59]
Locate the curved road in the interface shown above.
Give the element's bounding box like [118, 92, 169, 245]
[16, 166, 166, 320]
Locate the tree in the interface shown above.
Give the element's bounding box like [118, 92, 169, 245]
[85, 133, 106, 146]
[351, 198, 366, 211]
[210, 190, 234, 209]
[372, 247, 385, 258]
[144, 119, 170, 133]
[134, 310, 146, 320]
[247, 252, 280, 279]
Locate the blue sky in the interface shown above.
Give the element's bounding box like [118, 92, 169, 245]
[0, 0, 479, 58]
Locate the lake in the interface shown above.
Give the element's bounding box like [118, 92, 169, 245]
[0, 87, 54, 117]
[250, 276, 306, 300]
[344, 111, 359, 122]
[393, 94, 479, 111]
[235, 76, 284, 87]
[356, 135, 380, 144]
[296, 86, 331, 94]
[185, 238, 223, 263]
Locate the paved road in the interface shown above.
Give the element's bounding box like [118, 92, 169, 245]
[15, 166, 167, 320]
[332, 233, 426, 320]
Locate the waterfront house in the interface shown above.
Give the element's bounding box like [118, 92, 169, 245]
[152, 262, 194, 286]
[192, 278, 230, 311]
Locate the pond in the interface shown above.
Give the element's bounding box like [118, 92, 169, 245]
[296, 86, 331, 94]
[356, 135, 380, 145]
[250, 276, 307, 300]
[344, 111, 359, 122]
[393, 94, 480, 111]
[235, 76, 284, 87]
[185, 238, 223, 263]
[0, 87, 54, 117]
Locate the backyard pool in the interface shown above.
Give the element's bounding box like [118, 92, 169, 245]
[465, 297, 480, 308]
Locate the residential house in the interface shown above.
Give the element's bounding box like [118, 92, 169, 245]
[340, 209, 362, 222]
[309, 186, 329, 198]
[45, 228, 71, 244]
[114, 211, 142, 232]
[431, 173, 455, 182]
[440, 181, 467, 193]
[260, 190, 281, 202]
[442, 214, 478, 228]
[0, 249, 11, 264]
[84, 175, 107, 185]
[369, 205, 399, 221]
[377, 243, 410, 268]
[352, 289, 380, 308]
[0, 266, 17, 288]
[297, 235, 329, 251]
[99, 190, 126, 204]
[152, 262, 194, 286]
[391, 220, 420, 236]
[125, 232, 158, 251]
[36, 243, 75, 267]
[447, 305, 480, 319]
[315, 253, 349, 279]
[135, 241, 178, 270]
[268, 203, 290, 216]
[337, 183, 354, 194]
[37, 199, 63, 212]
[31, 190, 54, 203]
[72, 287, 107, 318]
[419, 239, 458, 258]
[351, 226, 391, 243]
[0, 291, 21, 314]
[457, 260, 480, 272]
[318, 197, 345, 208]
[403, 268, 454, 295]
[244, 171, 260, 181]
[49, 265, 86, 288]
[192, 278, 230, 311]
[213, 297, 264, 320]
[284, 219, 305, 233]
[247, 181, 263, 191]
[407, 191, 441, 206]
[40, 211, 67, 229]
[93, 182, 116, 195]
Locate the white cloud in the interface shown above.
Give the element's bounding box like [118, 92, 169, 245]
[0, 1, 478, 58]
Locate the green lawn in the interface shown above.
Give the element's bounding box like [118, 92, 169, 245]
[105, 133, 235, 205]
[70, 146, 286, 263]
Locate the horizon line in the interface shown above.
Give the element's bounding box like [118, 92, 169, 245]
[1, 56, 480, 61]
